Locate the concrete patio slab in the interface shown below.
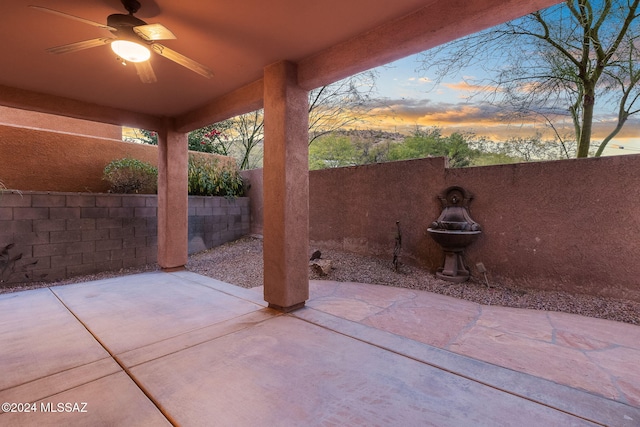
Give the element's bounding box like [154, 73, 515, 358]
[0, 358, 119, 410]
[169, 271, 267, 307]
[1, 271, 639, 426]
[0, 372, 171, 427]
[50, 272, 262, 354]
[118, 309, 279, 367]
[0, 288, 110, 390]
[131, 314, 597, 427]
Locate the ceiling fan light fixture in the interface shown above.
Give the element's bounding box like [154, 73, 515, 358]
[110, 40, 150, 62]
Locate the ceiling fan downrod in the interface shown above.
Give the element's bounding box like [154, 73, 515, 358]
[121, 0, 141, 15]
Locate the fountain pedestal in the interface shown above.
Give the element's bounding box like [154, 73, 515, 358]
[427, 187, 481, 283]
[440, 250, 467, 281]
[428, 228, 481, 282]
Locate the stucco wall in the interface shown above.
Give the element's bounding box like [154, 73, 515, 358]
[445, 155, 640, 301]
[308, 158, 446, 263]
[0, 106, 122, 139]
[245, 155, 640, 302]
[0, 124, 234, 193]
[0, 124, 156, 193]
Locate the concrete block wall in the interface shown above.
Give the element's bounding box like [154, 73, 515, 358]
[187, 196, 251, 254]
[0, 191, 250, 284]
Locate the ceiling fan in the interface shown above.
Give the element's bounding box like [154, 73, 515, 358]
[30, 0, 213, 83]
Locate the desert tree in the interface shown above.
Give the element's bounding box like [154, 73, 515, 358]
[418, 0, 640, 158]
[307, 70, 379, 145]
[187, 122, 235, 155]
[125, 124, 236, 156]
[215, 71, 380, 169]
[131, 71, 380, 169]
[226, 110, 265, 170]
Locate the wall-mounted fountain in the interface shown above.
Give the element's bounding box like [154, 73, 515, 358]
[427, 186, 481, 283]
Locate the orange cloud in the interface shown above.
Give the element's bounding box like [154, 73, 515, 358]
[368, 99, 511, 126]
[357, 97, 640, 145]
[443, 81, 499, 93]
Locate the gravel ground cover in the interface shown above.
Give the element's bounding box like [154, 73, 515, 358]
[2, 236, 639, 325]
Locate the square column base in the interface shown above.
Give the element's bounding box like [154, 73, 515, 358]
[268, 301, 306, 313]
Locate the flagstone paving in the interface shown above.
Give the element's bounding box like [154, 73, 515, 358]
[305, 280, 640, 408]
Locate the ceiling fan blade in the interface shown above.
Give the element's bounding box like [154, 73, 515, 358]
[134, 23, 176, 41]
[29, 5, 116, 31]
[151, 44, 213, 79]
[46, 38, 113, 55]
[135, 61, 157, 84]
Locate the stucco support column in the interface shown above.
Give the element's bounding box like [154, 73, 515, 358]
[157, 118, 189, 270]
[263, 60, 309, 312]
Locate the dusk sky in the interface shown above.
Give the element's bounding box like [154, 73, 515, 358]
[361, 50, 640, 157]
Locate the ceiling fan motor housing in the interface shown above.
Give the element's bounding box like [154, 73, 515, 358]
[107, 13, 147, 29]
[107, 13, 148, 43]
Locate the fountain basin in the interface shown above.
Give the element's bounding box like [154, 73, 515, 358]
[427, 229, 481, 252]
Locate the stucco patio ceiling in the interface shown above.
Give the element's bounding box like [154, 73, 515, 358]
[0, 0, 559, 132]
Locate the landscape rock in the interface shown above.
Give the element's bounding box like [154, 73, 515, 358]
[310, 259, 332, 276]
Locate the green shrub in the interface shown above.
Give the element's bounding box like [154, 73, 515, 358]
[103, 158, 158, 194]
[188, 155, 245, 197]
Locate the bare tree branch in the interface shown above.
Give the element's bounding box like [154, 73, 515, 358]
[417, 0, 640, 158]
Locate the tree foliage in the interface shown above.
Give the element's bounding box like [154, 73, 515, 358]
[187, 123, 235, 155]
[307, 127, 579, 169]
[387, 128, 477, 168]
[469, 133, 576, 163]
[124, 126, 234, 155]
[309, 135, 358, 170]
[418, 0, 640, 158]
[310, 128, 482, 169]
